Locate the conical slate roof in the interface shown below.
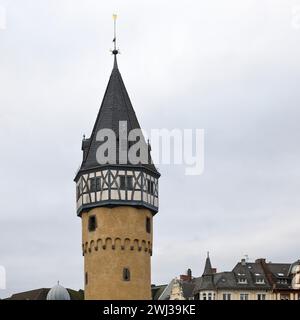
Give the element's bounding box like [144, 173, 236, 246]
[77, 56, 159, 176]
[203, 252, 213, 276]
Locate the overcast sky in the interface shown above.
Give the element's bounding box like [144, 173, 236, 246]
[1, 0, 300, 298]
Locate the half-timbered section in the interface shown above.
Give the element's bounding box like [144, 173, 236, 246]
[76, 167, 159, 215]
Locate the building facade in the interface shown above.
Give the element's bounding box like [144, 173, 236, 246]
[159, 254, 300, 300]
[74, 50, 160, 299]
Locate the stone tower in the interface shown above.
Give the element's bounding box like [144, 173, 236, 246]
[74, 39, 160, 299]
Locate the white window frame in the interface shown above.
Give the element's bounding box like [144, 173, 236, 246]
[223, 293, 231, 300]
[238, 278, 248, 284]
[240, 293, 249, 300]
[257, 293, 266, 300]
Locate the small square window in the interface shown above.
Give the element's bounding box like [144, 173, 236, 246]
[90, 177, 101, 192]
[119, 175, 133, 190]
[123, 268, 130, 281]
[88, 216, 97, 232]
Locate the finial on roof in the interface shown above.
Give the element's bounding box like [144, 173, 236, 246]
[207, 251, 210, 258]
[112, 14, 119, 56]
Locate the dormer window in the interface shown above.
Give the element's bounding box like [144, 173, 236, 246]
[277, 273, 285, 277]
[277, 279, 288, 284]
[255, 278, 265, 284]
[238, 278, 247, 284]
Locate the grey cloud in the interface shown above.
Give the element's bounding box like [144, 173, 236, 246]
[1, 0, 300, 298]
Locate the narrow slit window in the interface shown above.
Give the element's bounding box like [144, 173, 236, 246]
[120, 176, 126, 190]
[127, 176, 133, 190]
[85, 272, 88, 285]
[123, 268, 130, 281]
[88, 216, 97, 232]
[146, 217, 151, 233]
[147, 179, 154, 195]
[96, 177, 101, 191]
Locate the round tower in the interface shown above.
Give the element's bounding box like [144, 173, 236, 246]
[74, 22, 160, 300]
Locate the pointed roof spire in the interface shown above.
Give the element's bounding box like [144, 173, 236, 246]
[112, 14, 119, 56]
[203, 251, 213, 276]
[75, 15, 159, 177]
[113, 54, 118, 70]
[112, 14, 119, 70]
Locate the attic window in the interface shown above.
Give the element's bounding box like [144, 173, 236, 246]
[277, 279, 288, 284]
[238, 278, 247, 284]
[277, 273, 284, 277]
[256, 278, 265, 284]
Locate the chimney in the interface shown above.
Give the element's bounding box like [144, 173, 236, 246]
[187, 268, 192, 281]
[241, 258, 246, 266]
[179, 269, 192, 282]
[255, 258, 266, 264]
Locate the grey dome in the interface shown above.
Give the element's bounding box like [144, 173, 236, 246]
[46, 283, 70, 300]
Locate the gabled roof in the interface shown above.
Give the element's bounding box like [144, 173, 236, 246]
[266, 263, 290, 277]
[231, 262, 271, 290]
[158, 279, 175, 300]
[77, 56, 159, 177]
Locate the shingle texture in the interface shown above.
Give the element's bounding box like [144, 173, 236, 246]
[77, 57, 159, 176]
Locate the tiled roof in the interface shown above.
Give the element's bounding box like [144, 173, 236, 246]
[77, 56, 159, 177]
